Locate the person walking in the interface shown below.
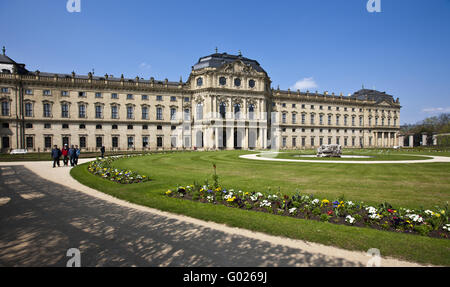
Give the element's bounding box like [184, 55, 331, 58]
[100, 146, 105, 159]
[51, 145, 61, 168]
[69, 145, 76, 167]
[62, 144, 69, 166]
[74, 145, 80, 166]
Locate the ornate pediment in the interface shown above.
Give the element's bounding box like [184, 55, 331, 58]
[377, 101, 393, 107]
[219, 60, 259, 76]
[194, 95, 205, 103]
[217, 95, 229, 105]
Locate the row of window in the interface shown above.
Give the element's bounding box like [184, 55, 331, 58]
[197, 77, 256, 88]
[14, 102, 196, 121]
[20, 88, 190, 102]
[18, 135, 162, 149]
[278, 103, 398, 115]
[217, 103, 256, 120]
[23, 123, 175, 131]
[281, 136, 372, 148]
[279, 113, 397, 127]
[7, 87, 190, 102]
[280, 128, 368, 134]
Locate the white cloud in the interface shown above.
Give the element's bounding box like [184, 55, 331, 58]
[421, 107, 450, 114]
[139, 62, 151, 70]
[290, 77, 318, 91]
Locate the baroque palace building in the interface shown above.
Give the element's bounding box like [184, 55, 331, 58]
[0, 47, 401, 153]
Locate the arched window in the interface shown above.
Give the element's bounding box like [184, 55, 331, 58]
[184, 109, 190, 121]
[196, 77, 203, 87]
[219, 102, 226, 119]
[234, 103, 241, 119]
[196, 103, 203, 120]
[248, 104, 255, 120]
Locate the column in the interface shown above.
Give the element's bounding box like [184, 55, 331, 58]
[387, 132, 391, 147]
[399, 135, 404, 147]
[229, 127, 235, 150]
[409, 135, 414, 147]
[214, 127, 219, 149]
[244, 128, 249, 149]
[381, 132, 385, 147]
[259, 128, 263, 149]
[433, 133, 438, 146]
[422, 133, 427, 146]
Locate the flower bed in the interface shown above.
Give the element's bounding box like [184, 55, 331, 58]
[166, 183, 449, 239]
[88, 156, 149, 184]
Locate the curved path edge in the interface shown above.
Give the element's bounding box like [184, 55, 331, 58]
[240, 152, 450, 164]
[0, 159, 429, 267]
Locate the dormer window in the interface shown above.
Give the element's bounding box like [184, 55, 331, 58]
[219, 77, 226, 86]
[234, 78, 241, 87]
[249, 79, 255, 88]
[197, 77, 203, 87]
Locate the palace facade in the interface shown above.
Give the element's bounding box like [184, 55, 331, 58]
[0, 48, 401, 152]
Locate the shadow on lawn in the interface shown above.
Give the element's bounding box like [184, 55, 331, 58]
[0, 165, 363, 267]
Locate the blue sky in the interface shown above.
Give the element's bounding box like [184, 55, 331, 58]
[1, 0, 449, 124]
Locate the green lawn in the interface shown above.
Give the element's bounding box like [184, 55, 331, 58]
[71, 149, 450, 266]
[263, 150, 433, 161]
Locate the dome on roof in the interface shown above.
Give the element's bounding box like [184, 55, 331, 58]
[192, 52, 266, 73]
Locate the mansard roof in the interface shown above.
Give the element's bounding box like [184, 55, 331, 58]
[350, 89, 395, 104]
[193, 52, 266, 73]
[0, 54, 16, 64]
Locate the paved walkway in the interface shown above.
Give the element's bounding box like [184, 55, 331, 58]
[240, 152, 450, 164]
[0, 160, 425, 267]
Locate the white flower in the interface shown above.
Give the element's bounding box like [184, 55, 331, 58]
[256, 192, 263, 197]
[345, 215, 356, 224]
[365, 206, 377, 214]
[289, 207, 297, 214]
[346, 201, 354, 207]
[424, 210, 435, 216]
[311, 199, 320, 205]
[250, 195, 258, 202]
[259, 200, 271, 208]
[369, 213, 381, 220]
[406, 214, 423, 223]
[443, 224, 450, 232]
[206, 195, 214, 202]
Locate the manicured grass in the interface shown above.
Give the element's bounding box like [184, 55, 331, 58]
[71, 150, 450, 266]
[264, 150, 432, 161]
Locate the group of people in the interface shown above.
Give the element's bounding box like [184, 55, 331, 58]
[51, 144, 81, 168]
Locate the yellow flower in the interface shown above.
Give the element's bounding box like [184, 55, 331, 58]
[166, 190, 172, 195]
[435, 213, 441, 218]
[227, 196, 236, 202]
[441, 210, 445, 215]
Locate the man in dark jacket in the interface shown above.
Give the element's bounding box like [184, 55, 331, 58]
[74, 145, 80, 166]
[51, 145, 61, 168]
[100, 146, 105, 158]
[69, 145, 76, 167]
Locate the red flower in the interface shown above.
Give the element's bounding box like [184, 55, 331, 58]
[327, 210, 333, 216]
[388, 209, 394, 213]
